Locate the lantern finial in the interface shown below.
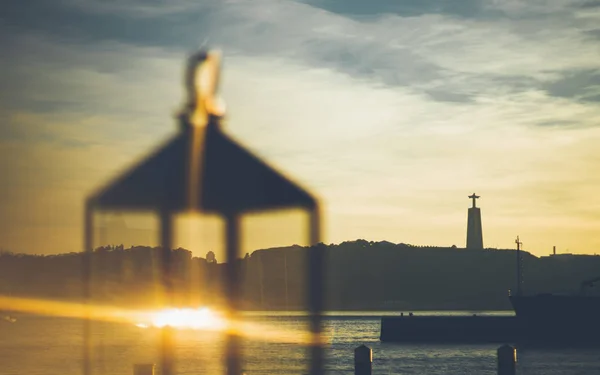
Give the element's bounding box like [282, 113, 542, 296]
[180, 50, 225, 128]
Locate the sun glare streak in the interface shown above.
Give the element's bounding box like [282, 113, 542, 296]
[135, 307, 327, 345]
[0, 295, 132, 324]
[0, 295, 328, 345]
[138, 307, 226, 331]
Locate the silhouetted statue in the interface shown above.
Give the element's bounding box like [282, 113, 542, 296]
[466, 193, 484, 249]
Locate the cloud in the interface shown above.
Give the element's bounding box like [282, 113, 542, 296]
[576, 0, 600, 8]
[297, 0, 484, 17]
[4, 0, 600, 97]
[2, 0, 600, 254]
[62, 0, 207, 17]
[544, 69, 600, 102]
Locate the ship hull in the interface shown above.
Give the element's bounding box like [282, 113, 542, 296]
[509, 294, 600, 346]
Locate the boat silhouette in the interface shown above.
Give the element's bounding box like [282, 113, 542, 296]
[509, 275, 600, 346]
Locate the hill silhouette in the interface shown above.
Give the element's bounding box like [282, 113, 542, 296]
[1, 240, 598, 311]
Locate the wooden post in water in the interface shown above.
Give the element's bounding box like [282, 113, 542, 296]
[133, 363, 155, 375]
[497, 344, 516, 375]
[354, 344, 372, 375]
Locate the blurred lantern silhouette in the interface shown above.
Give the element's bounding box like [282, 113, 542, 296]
[83, 50, 324, 375]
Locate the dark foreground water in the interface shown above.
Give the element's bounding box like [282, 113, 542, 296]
[1, 311, 599, 374]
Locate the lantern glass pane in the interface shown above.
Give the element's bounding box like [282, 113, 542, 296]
[238, 209, 316, 375]
[88, 211, 162, 375]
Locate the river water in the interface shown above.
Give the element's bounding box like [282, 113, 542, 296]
[1, 312, 599, 374]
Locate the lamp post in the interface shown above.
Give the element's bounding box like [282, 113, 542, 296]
[83, 50, 324, 375]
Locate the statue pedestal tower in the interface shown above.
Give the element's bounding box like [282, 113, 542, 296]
[466, 193, 483, 249]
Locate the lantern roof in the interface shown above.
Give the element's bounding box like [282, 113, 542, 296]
[89, 50, 316, 214]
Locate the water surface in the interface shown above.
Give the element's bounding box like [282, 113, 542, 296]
[1, 311, 598, 374]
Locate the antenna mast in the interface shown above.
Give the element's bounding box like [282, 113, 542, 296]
[515, 236, 523, 296]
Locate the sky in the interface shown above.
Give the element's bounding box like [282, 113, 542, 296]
[1, 0, 600, 257]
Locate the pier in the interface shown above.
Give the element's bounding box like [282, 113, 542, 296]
[380, 314, 518, 344]
[380, 312, 600, 347]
